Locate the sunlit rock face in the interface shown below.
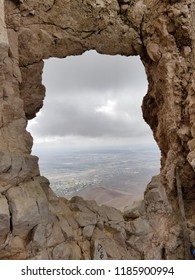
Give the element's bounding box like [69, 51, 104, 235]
[0, 0, 195, 259]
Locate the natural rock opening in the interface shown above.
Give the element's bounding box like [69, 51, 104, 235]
[28, 51, 160, 210]
[0, 0, 195, 259]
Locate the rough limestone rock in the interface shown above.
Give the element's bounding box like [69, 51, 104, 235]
[124, 199, 146, 219]
[0, 0, 194, 259]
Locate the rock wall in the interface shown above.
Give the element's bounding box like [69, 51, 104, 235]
[0, 0, 195, 259]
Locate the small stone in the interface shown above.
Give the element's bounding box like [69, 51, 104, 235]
[74, 211, 97, 227]
[188, 139, 195, 151]
[124, 200, 145, 219]
[32, 224, 46, 247]
[58, 217, 73, 240]
[9, 236, 25, 251]
[52, 243, 72, 260]
[71, 243, 82, 260]
[31, 250, 49, 260]
[46, 222, 65, 247]
[83, 225, 95, 239]
[126, 218, 152, 236]
[121, 4, 129, 11]
[100, 205, 123, 222]
[183, 46, 191, 57]
[146, 41, 162, 62]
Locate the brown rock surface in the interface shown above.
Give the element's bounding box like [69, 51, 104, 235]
[0, 0, 194, 259]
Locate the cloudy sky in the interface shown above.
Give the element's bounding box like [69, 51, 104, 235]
[28, 50, 158, 153]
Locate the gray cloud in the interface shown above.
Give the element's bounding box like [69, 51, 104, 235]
[43, 51, 147, 94]
[28, 51, 156, 149]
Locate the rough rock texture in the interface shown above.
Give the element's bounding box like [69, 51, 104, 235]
[0, 0, 195, 259]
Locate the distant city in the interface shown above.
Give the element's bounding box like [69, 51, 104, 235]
[36, 147, 160, 209]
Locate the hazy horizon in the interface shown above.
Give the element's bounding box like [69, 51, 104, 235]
[35, 147, 160, 210]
